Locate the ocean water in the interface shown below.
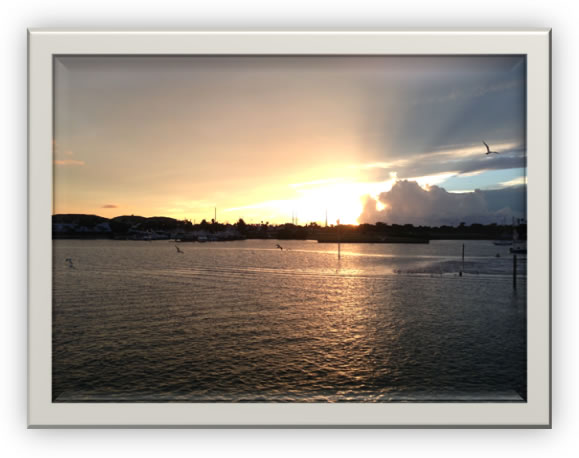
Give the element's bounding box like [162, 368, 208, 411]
[52, 239, 526, 402]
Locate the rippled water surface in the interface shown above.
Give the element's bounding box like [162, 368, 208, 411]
[53, 239, 526, 402]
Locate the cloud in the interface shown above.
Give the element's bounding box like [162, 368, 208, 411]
[54, 159, 85, 166]
[359, 180, 526, 226]
[498, 176, 527, 188]
[52, 139, 75, 157]
[359, 57, 526, 159]
[101, 204, 118, 209]
[360, 143, 525, 184]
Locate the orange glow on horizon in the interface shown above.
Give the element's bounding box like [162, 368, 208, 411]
[218, 177, 397, 226]
[54, 175, 400, 226]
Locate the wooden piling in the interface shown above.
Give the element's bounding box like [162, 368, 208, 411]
[460, 243, 464, 276]
[513, 254, 517, 289]
[337, 219, 341, 260]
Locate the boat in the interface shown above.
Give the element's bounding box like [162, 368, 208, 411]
[493, 240, 512, 246]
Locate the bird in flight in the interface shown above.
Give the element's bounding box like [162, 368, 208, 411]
[275, 244, 283, 251]
[65, 258, 75, 269]
[175, 245, 184, 254]
[483, 141, 499, 155]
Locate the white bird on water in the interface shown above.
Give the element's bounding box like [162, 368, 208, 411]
[175, 245, 184, 254]
[483, 141, 499, 155]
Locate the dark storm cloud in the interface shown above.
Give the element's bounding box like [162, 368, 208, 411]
[359, 56, 526, 162]
[456, 153, 526, 175]
[362, 144, 526, 183]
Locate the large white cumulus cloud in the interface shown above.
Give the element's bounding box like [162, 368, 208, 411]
[359, 180, 525, 226]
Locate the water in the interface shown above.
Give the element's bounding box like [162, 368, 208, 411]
[53, 239, 526, 402]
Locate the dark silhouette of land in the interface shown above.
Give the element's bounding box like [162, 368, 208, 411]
[52, 214, 526, 243]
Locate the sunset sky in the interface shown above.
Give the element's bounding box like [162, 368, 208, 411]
[54, 55, 526, 226]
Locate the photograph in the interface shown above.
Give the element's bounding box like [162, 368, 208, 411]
[51, 55, 528, 403]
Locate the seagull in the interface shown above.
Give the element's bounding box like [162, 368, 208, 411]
[175, 245, 184, 254]
[483, 141, 499, 155]
[65, 258, 75, 269]
[275, 244, 283, 251]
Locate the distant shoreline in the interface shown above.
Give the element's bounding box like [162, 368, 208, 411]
[52, 213, 526, 243]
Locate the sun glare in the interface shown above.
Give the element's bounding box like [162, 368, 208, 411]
[289, 177, 397, 225]
[376, 201, 387, 211]
[293, 182, 364, 225]
[220, 174, 396, 226]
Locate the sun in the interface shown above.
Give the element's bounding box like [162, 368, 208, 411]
[292, 181, 367, 225]
[222, 176, 397, 225]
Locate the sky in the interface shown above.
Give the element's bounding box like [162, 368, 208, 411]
[54, 55, 526, 226]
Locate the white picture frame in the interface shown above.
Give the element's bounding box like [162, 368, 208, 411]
[28, 29, 551, 428]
